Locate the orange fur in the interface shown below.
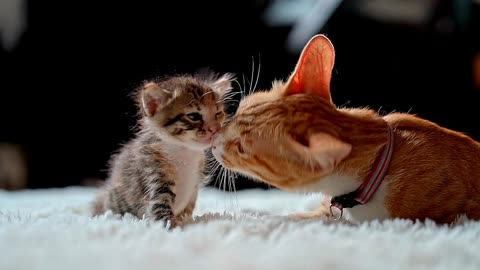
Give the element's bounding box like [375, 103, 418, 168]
[212, 35, 480, 224]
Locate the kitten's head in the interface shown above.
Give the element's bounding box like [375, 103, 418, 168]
[139, 72, 234, 150]
[212, 35, 352, 190]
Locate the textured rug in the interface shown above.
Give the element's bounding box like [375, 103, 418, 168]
[1, 187, 479, 270]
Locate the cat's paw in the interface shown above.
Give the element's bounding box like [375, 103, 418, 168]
[287, 204, 331, 221]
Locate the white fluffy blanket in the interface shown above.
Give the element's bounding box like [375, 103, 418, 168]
[1, 187, 479, 270]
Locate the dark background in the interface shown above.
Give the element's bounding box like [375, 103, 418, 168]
[1, 0, 479, 190]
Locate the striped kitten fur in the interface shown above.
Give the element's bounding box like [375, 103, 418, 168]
[92, 72, 234, 228]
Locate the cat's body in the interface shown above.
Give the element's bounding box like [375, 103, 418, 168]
[93, 72, 233, 227]
[295, 101, 480, 223]
[212, 35, 480, 224]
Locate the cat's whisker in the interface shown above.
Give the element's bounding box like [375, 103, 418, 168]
[252, 54, 261, 93]
[215, 166, 223, 192]
[249, 56, 256, 95]
[232, 79, 246, 98]
[210, 160, 223, 188]
[244, 75, 253, 96]
[207, 161, 222, 176]
[228, 170, 240, 210]
[226, 169, 234, 210]
[242, 74, 250, 97]
[227, 169, 233, 193]
[222, 167, 228, 194]
[212, 169, 220, 189]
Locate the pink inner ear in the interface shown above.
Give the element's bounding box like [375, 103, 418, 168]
[146, 98, 158, 116]
[285, 35, 335, 102]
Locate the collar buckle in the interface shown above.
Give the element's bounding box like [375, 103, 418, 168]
[329, 203, 343, 220]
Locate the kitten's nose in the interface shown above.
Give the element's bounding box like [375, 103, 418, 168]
[207, 125, 219, 135]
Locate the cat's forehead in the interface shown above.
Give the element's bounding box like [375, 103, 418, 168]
[237, 90, 281, 113]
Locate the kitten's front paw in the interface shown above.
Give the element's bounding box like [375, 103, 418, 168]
[162, 217, 177, 230]
[146, 211, 177, 229]
[152, 214, 177, 229]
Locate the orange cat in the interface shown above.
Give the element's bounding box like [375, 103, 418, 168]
[212, 34, 480, 224]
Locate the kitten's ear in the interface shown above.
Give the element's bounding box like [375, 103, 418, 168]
[140, 82, 173, 117]
[284, 35, 335, 102]
[288, 133, 351, 173]
[211, 73, 235, 95]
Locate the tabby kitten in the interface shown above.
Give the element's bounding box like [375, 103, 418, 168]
[93, 72, 234, 228]
[212, 35, 480, 224]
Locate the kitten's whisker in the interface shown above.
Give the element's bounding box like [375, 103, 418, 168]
[221, 96, 238, 103]
[186, 98, 197, 107]
[224, 89, 242, 95]
[220, 98, 239, 103]
[222, 92, 240, 99]
[217, 99, 239, 105]
[200, 90, 215, 100]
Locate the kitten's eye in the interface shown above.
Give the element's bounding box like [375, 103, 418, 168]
[186, 112, 202, 122]
[235, 141, 245, 154]
[215, 111, 224, 119]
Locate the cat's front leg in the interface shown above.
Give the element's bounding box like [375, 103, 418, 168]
[146, 179, 177, 229]
[288, 197, 332, 221]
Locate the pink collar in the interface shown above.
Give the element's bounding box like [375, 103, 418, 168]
[330, 126, 395, 219]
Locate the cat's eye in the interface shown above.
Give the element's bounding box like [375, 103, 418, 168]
[186, 112, 202, 122]
[235, 141, 245, 154]
[215, 111, 224, 119]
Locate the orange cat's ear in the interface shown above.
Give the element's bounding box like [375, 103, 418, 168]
[285, 35, 335, 102]
[289, 133, 351, 173]
[141, 82, 174, 117]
